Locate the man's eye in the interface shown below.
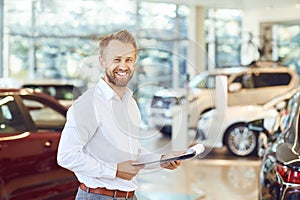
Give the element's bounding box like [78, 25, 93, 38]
[113, 58, 121, 63]
[126, 58, 134, 63]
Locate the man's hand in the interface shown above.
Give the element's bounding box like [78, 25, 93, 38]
[116, 160, 144, 180]
[160, 151, 184, 170]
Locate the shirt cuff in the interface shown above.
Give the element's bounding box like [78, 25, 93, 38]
[101, 162, 117, 179]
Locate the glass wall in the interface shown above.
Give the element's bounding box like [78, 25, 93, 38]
[4, 0, 137, 80]
[3, 1, 299, 127]
[205, 8, 242, 69]
[2, 0, 192, 125]
[3, 0, 191, 86]
[276, 24, 300, 74]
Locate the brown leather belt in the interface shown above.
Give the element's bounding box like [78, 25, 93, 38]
[80, 183, 135, 198]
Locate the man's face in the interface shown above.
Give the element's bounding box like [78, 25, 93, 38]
[100, 40, 136, 87]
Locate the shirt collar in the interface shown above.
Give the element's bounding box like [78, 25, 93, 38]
[96, 78, 133, 102]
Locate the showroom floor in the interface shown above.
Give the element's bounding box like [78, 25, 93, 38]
[135, 129, 261, 200]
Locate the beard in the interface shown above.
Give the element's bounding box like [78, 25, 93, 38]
[105, 68, 133, 87]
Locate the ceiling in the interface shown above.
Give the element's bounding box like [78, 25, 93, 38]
[148, 0, 299, 10]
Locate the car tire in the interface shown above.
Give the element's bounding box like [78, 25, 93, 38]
[224, 123, 258, 157]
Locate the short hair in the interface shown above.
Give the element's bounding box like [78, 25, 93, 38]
[99, 30, 137, 56]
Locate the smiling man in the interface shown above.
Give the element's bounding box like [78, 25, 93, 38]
[99, 34, 136, 98]
[57, 30, 182, 200]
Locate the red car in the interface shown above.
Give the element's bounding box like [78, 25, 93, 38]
[0, 88, 78, 200]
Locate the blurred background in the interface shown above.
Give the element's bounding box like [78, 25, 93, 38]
[1, 1, 300, 199]
[1, 0, 299, 126]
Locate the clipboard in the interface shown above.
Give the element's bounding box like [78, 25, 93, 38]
[132, 143, 204, 166]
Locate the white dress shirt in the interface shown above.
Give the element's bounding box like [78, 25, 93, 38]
[57, 78, 161, 191]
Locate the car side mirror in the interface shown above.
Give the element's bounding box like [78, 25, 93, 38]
[228, 82, 242, 93]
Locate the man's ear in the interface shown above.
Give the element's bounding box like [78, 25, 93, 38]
[99, 55, 105, 69]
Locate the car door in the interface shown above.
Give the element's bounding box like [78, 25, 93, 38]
[228, 71, 293, 106]
[0, 94, 77, 200]
[17, 94, 77, 200]
[0, 94, 43, 199]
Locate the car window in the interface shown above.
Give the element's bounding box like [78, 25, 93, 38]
[283, 93, 300, 143]
[283, 120, 296, 144]
[23, 85, 81, 101]
[232, 73, 254, 89]
[282, 96, 296, 131]
[0, 96, 27, 133]
[22, 98, 66, 130]
[253, 73, 291, 88]
[53, 85, 81, 100]
[232, 72, 291, 89]
[190, 75, 219, 89]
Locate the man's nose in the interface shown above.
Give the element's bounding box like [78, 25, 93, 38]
[119, 59, 127, 69]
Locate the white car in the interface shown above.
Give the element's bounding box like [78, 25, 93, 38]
[196, 89, 298, 157]
[150, 66, 299, 136]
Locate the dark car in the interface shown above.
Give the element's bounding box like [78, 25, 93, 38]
[22, 79, 84, 108]
[0, 88, 78, 200]
[248, 89, 300, 199]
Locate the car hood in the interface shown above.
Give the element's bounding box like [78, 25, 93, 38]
[201, 105, 278, 121]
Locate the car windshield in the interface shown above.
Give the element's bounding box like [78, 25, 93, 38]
[189, 70, 234, 90]
[282, 92, 300, 143]
[0, 95, 27, 133]
[23, 85, 81, 101]
[189, 74, 220, 89]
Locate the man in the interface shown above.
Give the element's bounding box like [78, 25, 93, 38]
[57, 30, 182, 200]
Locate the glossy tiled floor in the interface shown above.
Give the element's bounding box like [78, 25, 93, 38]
[136, 159, 260, 200]
[136, 129, 260, 200]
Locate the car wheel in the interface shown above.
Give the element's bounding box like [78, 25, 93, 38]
[224, 123, 257, 157]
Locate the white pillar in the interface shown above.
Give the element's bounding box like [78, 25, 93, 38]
[215, 75, 228, 112]
[172, 75, 190, 151]
[207, 75, 228, 148]
[171, 103, 188, 151]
